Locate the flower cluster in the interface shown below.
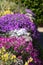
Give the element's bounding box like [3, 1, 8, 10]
[0, 10, 13, 16]
[0, 47, 41, 65]
[24, 57, 33, 65]
[0, 47, 17, 65]
[0, 36, 32, 52]
[0, 47, 24, 65]
[0, 14, 39, 39]
[25, 9, 35, 22]
[0, 36, 41, 65]
[0, 13, 42, 65]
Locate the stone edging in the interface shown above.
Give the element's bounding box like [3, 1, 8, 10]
[37, 27, 43, 32]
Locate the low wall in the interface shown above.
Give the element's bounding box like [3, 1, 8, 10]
[38, 27, 43, 47]
[38, 27, 43, 32]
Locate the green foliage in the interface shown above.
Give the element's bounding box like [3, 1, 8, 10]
[0, 0, 26, 13]
[21, 0, 43, 26]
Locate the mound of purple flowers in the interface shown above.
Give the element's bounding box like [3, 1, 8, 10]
[0, 13, 39, 39]
[0, 13, 42, 65]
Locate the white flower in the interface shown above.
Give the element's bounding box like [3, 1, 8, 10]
[17, 28, 27, 36]
[9, 28, 32, 42]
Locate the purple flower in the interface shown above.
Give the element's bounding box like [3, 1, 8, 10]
[0, 44, 3, 48]
[0, 13, 39, 39]
[25, 41, 33, 52]
[25, 9, 35, 16]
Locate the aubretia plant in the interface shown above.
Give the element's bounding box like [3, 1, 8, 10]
[0, 47, 17, 65]
[25, 9, 35, 22]
[0, 13, 42, 65]
[0, 34, 42, 64]
[0, 14, 39, 39]
[0, 47, 24, 65]
[0, 36, 32, 52]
